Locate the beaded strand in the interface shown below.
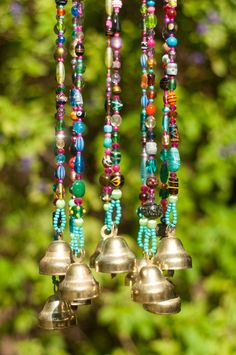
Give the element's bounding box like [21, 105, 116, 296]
[53, 0, 68, 239]
[68, 0, 86, 256]
[137, 0, 161, 255]
[162, 0, 180, 229]
[100, 0, 124, 232]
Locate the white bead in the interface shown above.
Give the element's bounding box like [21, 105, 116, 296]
[146, 142, 157, 155]
[166, 63, 178, 76]
[169, 195, 178, 203]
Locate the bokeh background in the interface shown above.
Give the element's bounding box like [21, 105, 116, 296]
[1, 0, 236, 354]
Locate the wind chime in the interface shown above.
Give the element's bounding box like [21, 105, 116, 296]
[38, 0, 192, 329]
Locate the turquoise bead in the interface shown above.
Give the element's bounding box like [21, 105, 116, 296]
[166, 36, 178, 47]
[162, 115, 169, 131]
[104, 138, 112, 148]
[160, 148, 168, 162]
[146, 159, 157, 174]
[167, 147, 181, 172]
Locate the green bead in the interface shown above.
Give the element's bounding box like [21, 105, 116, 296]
[146, 159, 157, 174]
[72, 180, 85, 197]
[111, 189, 122, 200]
[76, 63, 86, 74]
[160, 149, 168, 162]
[160, 164, 168, 183]
[169, 78, 176, 90]
[139, 218, 148, 226]
[159, 188, 169, 198]
[56, 62, 65, 84]
[167, 147, 181, 172]
[145, 14, 157, 29]
[74, 218, 83, 227]
[56, 86, 65, 94]
[56, 120, 65, 131]
[105, 47, 113, 69]
[104, 203, 111, 211]
[140, 4, 147, 14]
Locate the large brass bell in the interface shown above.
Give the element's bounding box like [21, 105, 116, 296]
[39, 239, 72, 276]
[95, 225, 135, 274]
[38, 292, 76, 330]
[125, 257, 148, 287]
[143, 296, 181, 315]
[60, 253, 100, 304]
[154, 230, 192, 270]
[132, 263, 176, 304]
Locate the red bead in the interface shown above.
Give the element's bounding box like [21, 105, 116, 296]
[69, 157, 75, 169]
[146, 103, 156, 115]
[139, 192, 148, 203]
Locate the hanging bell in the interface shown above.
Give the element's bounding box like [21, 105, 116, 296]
[154, 230, 192, 270]
[90, 237, 107, 268]
[125, 257, 148, 287]
[132, 263, 176, 304]
[60, 255, 100, 303]
[143, 296, 181, 315]
[38, 292, 76, 330]
[39, 239, 72, 276]
[95, 225, 135, 274]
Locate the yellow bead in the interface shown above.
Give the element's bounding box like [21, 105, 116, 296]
[56, 62, 65, 84]
[105, 47, 113, 69]
[105, 0, 113, 16]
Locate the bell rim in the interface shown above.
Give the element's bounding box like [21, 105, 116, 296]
[143, 296, 181, 314]
[61, 285, 100, 301]
[95, 259, 135, 274]
[155, 255, 192, 270]
[38, 316, 75, 330]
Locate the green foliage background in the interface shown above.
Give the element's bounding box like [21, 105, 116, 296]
[0, 0, 236, 354]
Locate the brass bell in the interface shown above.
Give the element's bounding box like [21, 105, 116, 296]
[143, 296, 181, 315]
[90, 239, 107, 268]
[39, 239, 72, 276]
[60, 260, 100, 303]
[154, 230, 192, 270]
[38, 292, 76, 330]
[95, 225, 135, 274]
[125, 257, 148, 287]
[132, 263, 176, 304]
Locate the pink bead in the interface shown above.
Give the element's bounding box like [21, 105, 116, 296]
[105, 167, 112, 174]
[147, 6, 155, 13]
[106, 19, 112, 28]
[74, 198, 83, 205]
[105, 148, 111, 155]
[113, 164, 120, 172]
[141, 185, 149, 193]
[148, 39, 155, 47]
[105, 133, 111, 138]
[112, 143, 120, 149]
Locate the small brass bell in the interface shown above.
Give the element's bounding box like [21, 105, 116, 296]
[132, 263, 176, 304]
[154, 230, 192, 270]
[125, 257, 148, 287]
[143, 296, 181, 315]
[39, 239, 72, 276]
[90, 239, 107, 268]
[60, 257, 100, 303]
[95, 225, 135, 274]
[38, 292, 76, 330]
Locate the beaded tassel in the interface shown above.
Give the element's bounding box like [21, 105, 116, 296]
[162, 0, 180, 229]
[137, 0, 160, 255]
[68, 0, 86, 256]
[100, 0, 124, 232]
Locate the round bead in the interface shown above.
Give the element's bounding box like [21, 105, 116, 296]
[145, 115, 156, 129]
[169, 195, 178, 203]
[147, 220, 157, 229]
[139, 218, 148, 226]
[146, 103, 156, 115]
[56, 199, 66, 209]
[166, 36, 178, 47]
[74, 218, 83, 227]
[111, 189, 122, 200]
[72, 180, 85, 197]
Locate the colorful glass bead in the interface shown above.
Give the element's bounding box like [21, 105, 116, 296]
[56, 62, 65, 84]
[167, 147, 181, 172]
[145, 14, 157, 29]
[71, 180, 85, 197]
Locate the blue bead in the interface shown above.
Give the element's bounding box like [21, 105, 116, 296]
[56, 154, 65, 163]
[75, 136, 84, 151]
[58, 36, 66, 44]
[74, 153, 85, 173]
[167, 147, 181, 172]
[166, 36, 178, 47]
[104, 124, 112, 133]
[140, 54, 147, 67]
[162, 115, 169, 131]
[71, 6, 79, 16]
[74, 121, 86, 133]
[57, 165, 65, 179]
[141, 95, 148, 108]
[104, 138, 112, 148]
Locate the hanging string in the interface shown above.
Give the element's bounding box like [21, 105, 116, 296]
[100, 0, 124, 232]
[68, 0, 86, 256]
